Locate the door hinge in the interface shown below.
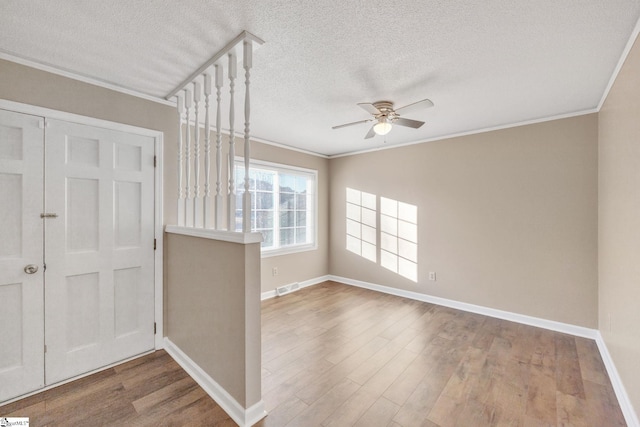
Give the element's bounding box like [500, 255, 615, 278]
[44, 344, 47, 353]
[154, 156, 157, 167]
[154, 322, 157, 335]
[154, 238, 157, 250]
[43, 263, 47, 272]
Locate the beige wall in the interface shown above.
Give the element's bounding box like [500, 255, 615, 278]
[599, 34, 640, 416]
[329, 114, 599, 328]
[165, 233, 261, 407]
[0, 59, 178, 330]
[0, 58, 330, 297]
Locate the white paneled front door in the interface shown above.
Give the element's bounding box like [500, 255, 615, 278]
[44, 119, 156, 385]
[0, 110, 45, 402]
[0, 109, 156, 402]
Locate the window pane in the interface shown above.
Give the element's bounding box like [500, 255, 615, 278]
[235, 210, 243, 231]
[280, 228, 295, 246]
[295, 227, 306, 244]
[234, 167, 244, 189]
[256, 191, 273, 209]
[295, 176, 307, 192]
[280, 192, 294, 209]
[279, 174, 295, 193]
[295, 194, 307, 210]
[235, 160, 316, 254]
[260, 230, 274, 248]
[296, 211, 307, 226]
[255, 170, 273, 191]
[256, 210, 273, 229]
[280, 210, 294, 227]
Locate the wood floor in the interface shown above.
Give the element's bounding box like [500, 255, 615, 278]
[1, 281, 626, 426]
[0, 350, 236, 426]
[256, 281, 625, 427]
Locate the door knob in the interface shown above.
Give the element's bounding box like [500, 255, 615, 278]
[24, 264, 39, 274]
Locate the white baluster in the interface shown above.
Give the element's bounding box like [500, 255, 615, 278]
[193, 81, 202, 228]
[176, 94, 185, 227]
[227, 52, 237, 231]
[214, 64, 224, 230]
[203, 74, 212, 228]
[243, 41, 253, 233]
[184, 88, 193, 227]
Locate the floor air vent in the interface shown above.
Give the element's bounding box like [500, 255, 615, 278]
[276, 282, 300, 296]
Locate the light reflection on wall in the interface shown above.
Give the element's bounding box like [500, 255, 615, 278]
[346, 188, 419, 282]
[346, 188, 377, 262]
[380, 197, 418, 282]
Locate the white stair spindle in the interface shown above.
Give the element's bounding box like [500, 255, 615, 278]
[214, 64, 224, 230]
[184, 88, 193, 227]
[203, 74, 212, 228]
[176, 94, 185, 226]
[193, 81, 202, 228]
[227, 52, 237, 231]
[243, 40, 253, 233]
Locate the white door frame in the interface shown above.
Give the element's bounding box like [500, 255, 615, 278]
[0, 98, 165, 349]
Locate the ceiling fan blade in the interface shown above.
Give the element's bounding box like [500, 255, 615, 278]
[394, 117, 425, 129]
[395, 98, 434, 115]
[364, 125, 376, 139]
[358, 103, 381, 115]
[332, 119, 371, 129]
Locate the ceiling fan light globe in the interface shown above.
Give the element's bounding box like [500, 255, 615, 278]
[373, 121, 393, 135]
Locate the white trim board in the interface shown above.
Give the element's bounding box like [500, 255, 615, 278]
[327, 275, 639, 425]
[261, 275, 330, 300]
[595, 332, 640, 427]
[328, 275, 597, 339]
[0, 51, 175, 107]
[328, 108, 598, 158]
[163, 338, 267, 427]
[597, 14, 640, 110]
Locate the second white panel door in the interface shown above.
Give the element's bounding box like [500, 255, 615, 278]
[44, 119, 156, 385]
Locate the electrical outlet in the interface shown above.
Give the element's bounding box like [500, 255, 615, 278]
[428, 272, 436, 281]
[272, 267, 279, 276]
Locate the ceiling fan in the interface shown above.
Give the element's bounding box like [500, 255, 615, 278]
[332, 98, 434, 139]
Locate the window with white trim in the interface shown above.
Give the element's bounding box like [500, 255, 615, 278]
[235, 160, 317, 255]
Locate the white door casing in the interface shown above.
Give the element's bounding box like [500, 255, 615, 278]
[0, 109, 45, 402]
[44, 119, 156, 385]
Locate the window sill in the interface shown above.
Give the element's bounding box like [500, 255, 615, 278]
[261, 244, 318, 258]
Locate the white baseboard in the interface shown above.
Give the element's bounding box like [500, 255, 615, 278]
[328, 275, 598, 339]
[595, 332, 640, 427]
[328, 275, 640, 425]
[259, 274, 638, 425]
[261, 274, 330, 300]
[163, 338, 267, 427]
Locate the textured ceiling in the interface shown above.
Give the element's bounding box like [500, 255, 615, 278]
[1, 1, 639, 156]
